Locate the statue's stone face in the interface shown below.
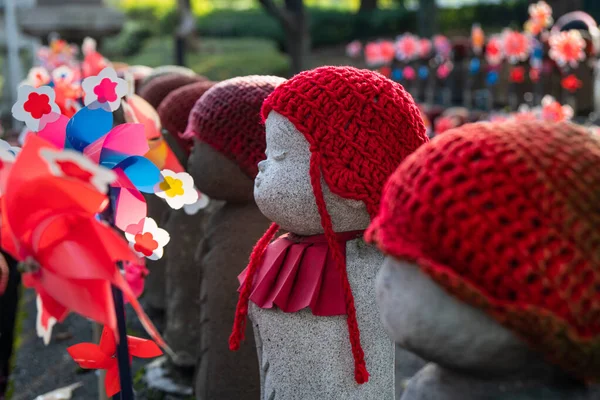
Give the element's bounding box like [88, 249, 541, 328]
[376, 257, 552, 378]
[254, 111, 371, 236]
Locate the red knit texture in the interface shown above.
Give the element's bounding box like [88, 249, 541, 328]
[157, 80, 216, 155]
[138, 73, 207, 110]
[367, 120, 600, 383]
[230, 66, 428, 384]
[183, 75, 285, 178]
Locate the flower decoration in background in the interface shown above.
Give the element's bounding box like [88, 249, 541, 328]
[549, 30, 586, 68]
[419, 38, 432, 59]
[437, 62, 453, 79]
[391, 67, 403, 81]
[529, 1, 553, 29]
[513, 104, 538, 122]
[82, 37, 111, 79]
[12, 85, 60, 131]
[403, 66, 416, 81]
[530, 68, 541, 82]
[378, 66, 391, 78]
[68, 326, 162, 397]
[509, 66, 526, 83]
[561, 74, 583, 92]
[418, 66, 429, 80]
[469, 58, 481, 75]
[502, 29, 532, 64]
[380, 41, 395, 63]
[82, 67, 127, 112]
[485, 36, 504, 66]
[28, 67, 51, 87]
[433, 35, 452, 60]
[365, 42, 383, 67]
[125, 217, 170, 261]
[123, 262, 149, 301]
[541, 95, 574, 122]
[471, 24, 485, 55]
[434, 116, 460, 135]
[155, 170, 199, 210]
[486, 70, 500, 86]
[395, 34, 420, 62]
[346, 41, 362, 58]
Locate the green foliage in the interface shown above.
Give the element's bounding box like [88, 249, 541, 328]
[110, 36, 290, 80]
[439, 1, 529, 34]
[103, 20, 154, 58]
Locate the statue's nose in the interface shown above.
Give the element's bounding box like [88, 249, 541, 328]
[257, 160, 267, 173]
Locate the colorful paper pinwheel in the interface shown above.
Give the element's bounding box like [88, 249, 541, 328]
[68, 326, 162, 397]
[0, 135, 165, 348]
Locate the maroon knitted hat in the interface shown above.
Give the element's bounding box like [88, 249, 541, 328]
[139, 73, 207, 110]
[183, 75, 285, 178]
[157, 80, 216, 155]
[367, 121, 600, 383]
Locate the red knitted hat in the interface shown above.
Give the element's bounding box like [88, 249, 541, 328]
[157, 80, 216, 155]
[230, 66, 428, 384]
[138, 73, 207, 110]
[367, 121, 600, 383]
[183, 75, 285, 178]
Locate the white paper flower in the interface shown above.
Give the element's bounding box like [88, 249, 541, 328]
[12, 85, 60, 132]
[81, 67, 128, 112]
[36, 295, 57, 346]
[183, 189, 210, 215]
[125, 217, 170, 260]
[27, 67, 51, 87]
[155, 170, 199, 210]
[39, 148, 117, 193]
[541, 95, 574, 122]
[0, 140, 21, 161]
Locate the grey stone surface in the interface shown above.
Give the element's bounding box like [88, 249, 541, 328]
[143, 194, 170, 314]
[249, 112, 394, 399]
[377, 257, 599, 400]
[189, 142, 267, 400]
[254, 112, 371, 236]
[401, 364, 600, 400]
[163, 205, 212, 368]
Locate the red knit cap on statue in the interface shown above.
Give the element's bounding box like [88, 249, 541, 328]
[230, 66, 429, 384]
[183, 75, 285, 178]
[367, 121, 600, 383]
[157, 80, 216, 155]
[139, 73, 207, 110]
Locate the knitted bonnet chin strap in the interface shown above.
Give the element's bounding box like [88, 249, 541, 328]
[308, 151, 369, 385]
[230, 222, 280, 350]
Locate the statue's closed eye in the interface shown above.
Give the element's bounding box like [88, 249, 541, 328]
[273, 151, 287, 161]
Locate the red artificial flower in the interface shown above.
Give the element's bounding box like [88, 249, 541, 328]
[379, 66, 391, 78]
[530, 68, 541, 82]
[561, 74, 582, 93]
[510, 67, 526, 84]
[24, 93, 52, 119]
[68, 326, 162, 397]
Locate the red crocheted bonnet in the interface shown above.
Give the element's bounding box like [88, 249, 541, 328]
[231, 66, 428, 384]
[157, 80, 216, 155]
[367, 120, 600, 383]
[138, 73, 207, 110]
[183, 75, 285, 178]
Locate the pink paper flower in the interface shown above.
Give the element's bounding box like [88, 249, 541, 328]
[485, 36, 504, 66]
[419, 38, 432, 59]
[433, 35, 452, 59]
[403, 66, 416, 80]
[124, 262, 149, 301]
[11, 85, 60, 132]
[395, 34, 420, 62]
[549, 30, 586, 68]
[502, 29, 532, 64]
[541, 95, 574, 122]
[437, 62, 453, 79]
[346, 41, 362, 58]
[529, 1, 553, 29]
[82, 67, 127, 111]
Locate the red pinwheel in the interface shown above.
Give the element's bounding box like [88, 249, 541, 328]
[68, 326, 162, 397]
[0, 135, 165, 349]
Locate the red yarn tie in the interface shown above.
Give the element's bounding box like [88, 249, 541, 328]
[230, 223, 280, 350]
[308, 152, 370, 384]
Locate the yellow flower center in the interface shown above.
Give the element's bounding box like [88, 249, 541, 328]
[159, 176, 185, 198]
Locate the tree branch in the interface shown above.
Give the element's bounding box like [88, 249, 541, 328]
[258, 0, 296, 29]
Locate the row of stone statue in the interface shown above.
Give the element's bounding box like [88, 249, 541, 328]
[132, 65, 600, 400]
